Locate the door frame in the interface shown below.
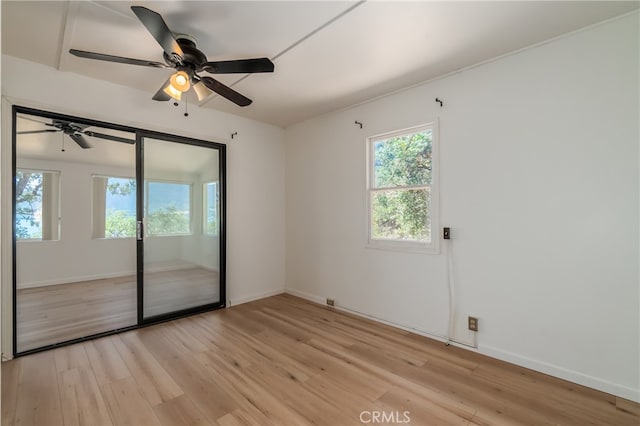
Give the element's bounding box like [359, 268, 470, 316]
[136, 130, 226, 326]
[9, 105, 226, 357]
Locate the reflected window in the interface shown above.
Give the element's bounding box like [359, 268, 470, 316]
[204, 181, 218, 236]
[15, 169, 60, 241]
[146, 181, 192, 235]
[92, 176, 136, 238]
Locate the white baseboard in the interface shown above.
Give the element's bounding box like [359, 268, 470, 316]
[284, 287, 326, 305]
[17, 270, 136, 289]
[229, 288, 284, 307]
[284, 287, 640, 403]
[480, 345, 640, 403]
[17, 261, 212, 289]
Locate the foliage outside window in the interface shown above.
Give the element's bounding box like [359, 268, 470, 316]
[146, 181, 191, 235]
[204, 181, 218, 236]
[368, 123, 437, 250]
[93, 176, 136, 238]
[16, 169, 60, 241]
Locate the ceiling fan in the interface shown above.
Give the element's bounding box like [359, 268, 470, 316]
[69, 6, 274, 107]
[17, 118, 134, 149]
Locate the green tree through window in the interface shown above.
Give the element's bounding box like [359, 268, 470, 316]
[15, 171, 43, 239]
[369, 126, 434, 244]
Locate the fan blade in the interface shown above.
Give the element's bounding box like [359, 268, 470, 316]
[68, 133, 93, 149]
[83, 131, 135, 144]
[69, 49, 169, 68]
[17, 129, 60, 135]
[131, 6, 183, 59]
[201, 76, 252, 107]
[152, 79, 172, 101]
[202, 58, 274, 74]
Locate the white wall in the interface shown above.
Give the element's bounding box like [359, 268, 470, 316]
[285, 13, 639, 401]
[1, 54, 286, 355]
[15, 157, 137, 288]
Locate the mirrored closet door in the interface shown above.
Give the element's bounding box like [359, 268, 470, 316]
[139, 135, 224, 321]
[12, 107, 226, 356]
[14, 109, 137, 353]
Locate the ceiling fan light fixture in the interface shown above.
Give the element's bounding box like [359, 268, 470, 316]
[163, 83, 182, 100]
[193, 81, 211, 102]
[170, 70, 191, 92]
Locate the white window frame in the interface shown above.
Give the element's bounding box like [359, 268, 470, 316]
[203, 181, 219, 237]
[15, 168, 61, 242]
[366, 121, 439, 254]
[145, 179, 193, 237]
[91, 174, 136, 240]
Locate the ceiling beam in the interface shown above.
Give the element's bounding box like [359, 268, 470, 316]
[56, 1, 80, 71]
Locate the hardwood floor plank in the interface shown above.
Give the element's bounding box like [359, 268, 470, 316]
[84, 336, 131, 386]
[100, 376, 161, 426]
[192, 349, 312, 426]
[3, 294, 639, 426]
[112, 333, 183, 406]
[54, 343, 92, 372]
[59, 367, 113, 426]
[13, 351, 64, 426]
[1, 358, 20, 426]
[152, 394, 211, 426]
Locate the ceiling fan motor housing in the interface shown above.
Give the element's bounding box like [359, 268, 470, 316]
[164, 37, 207, 71]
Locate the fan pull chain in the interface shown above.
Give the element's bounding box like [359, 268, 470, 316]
[184, 98, 189, 117]
[61, 133, 65, 152]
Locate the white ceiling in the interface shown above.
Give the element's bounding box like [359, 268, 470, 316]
[3, 1, 638, 128]
[16, 113, 136, 168]
[16, 113, 219, 173]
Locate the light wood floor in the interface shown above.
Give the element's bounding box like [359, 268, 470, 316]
[17, 267, 219, 352]
[3, 294, 638, 426]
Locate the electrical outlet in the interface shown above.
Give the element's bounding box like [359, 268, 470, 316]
[326, 298, 335, 307]
[443, 227, 450, 240]
[468, 316, 478, 332]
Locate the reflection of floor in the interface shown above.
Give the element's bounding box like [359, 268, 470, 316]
[17, 268, 219, 352]
[144, 267, 220, 318]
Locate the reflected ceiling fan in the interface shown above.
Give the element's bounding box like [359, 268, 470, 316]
[69, 6, 274, 107]
[17, 118, 134, 149]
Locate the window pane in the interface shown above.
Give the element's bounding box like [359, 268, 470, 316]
[105, 177, 136, 238]
[147, 182, 191, 235]
[374, 129, 432, 188]
[371, 188, 431, 242]
[16, 170, 59, 240]
[205, 182, 218, 236]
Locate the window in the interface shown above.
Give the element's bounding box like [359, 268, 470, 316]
[92, 176, 136, 238]
[146, 181, 191, 236]
[203, 181, 218, 236]
[367, 123, 438, 251]
[15, 169, 60, 241]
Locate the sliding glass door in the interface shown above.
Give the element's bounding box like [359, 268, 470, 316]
[11, 106, 226, 356]
[138, 135, 225, 322]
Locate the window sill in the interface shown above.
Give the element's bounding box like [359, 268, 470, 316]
[366, 240, 440, 255]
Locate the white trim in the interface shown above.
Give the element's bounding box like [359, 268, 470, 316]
[283, 288, 640, 403]
[228, 288, 285, 307]
[17, 261, 204, 289]
[1, 97, 14, 359]
[202, 180, 219, 237]
[284, 287, 326, 305]
[480, 345, 640, 403]
[17, 271, 136, 290]
[365, 120, 439, 254]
